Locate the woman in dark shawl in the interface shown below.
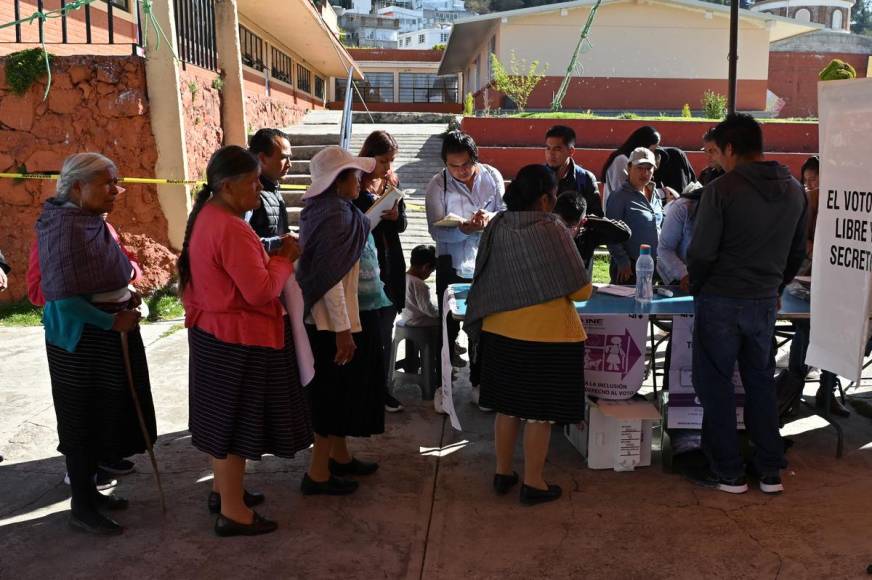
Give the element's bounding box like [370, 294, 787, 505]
[35, 152, 156, 535]
[466, 164, 592, 507]
[297, 145, 388, 496]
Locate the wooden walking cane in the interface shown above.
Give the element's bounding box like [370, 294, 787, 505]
[120, 331, 167, 514]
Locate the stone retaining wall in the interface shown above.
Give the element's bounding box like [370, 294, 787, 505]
[0, 55, 175, 302]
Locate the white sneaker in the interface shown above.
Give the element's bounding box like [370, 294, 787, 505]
[63, 469, 118, 491]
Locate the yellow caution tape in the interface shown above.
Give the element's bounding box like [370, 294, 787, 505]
[0, 172, 308, 190]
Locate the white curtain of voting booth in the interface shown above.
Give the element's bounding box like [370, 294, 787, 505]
[807, 78, 872, 381]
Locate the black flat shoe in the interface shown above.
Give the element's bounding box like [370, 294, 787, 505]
[300, 473, 359, 496]
[207, 490, 266, 514]
[328, 457, 379, 477]
[520, 483, 562, 506]
[94, 491, 129, 511]
[69, 510, 124, 536]
[493, 471, 519, 495]
[214, 511, 277, 537]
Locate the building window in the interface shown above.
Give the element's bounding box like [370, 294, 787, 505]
[110, 0, 130, 10]
[336, 72, 395, 103]
[399, 73, 459, 103]
[441, 33, 448, 42]
[270, 47, 293, 84]
[794, 8, 811, 22]
[315, 76, 325, 100]
[418, 33, 425, 44]
[405, 37, 411, 46]
[239, 25, 265, 71]
[297, 64, 312, 93]
[832, 9, 843, 29]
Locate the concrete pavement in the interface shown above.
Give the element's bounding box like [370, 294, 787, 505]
[1, 323, 872, 579]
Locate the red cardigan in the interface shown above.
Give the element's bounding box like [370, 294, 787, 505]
[183, 203, 292, 349]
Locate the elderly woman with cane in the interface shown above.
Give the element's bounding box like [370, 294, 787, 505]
[465, 164, 592, 506]
[35, 152, 157, 535]
[180, 145, 312, 537]
[297, 146, 390, 496]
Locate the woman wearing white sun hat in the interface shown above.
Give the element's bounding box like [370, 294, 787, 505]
[296, 146, 393, 495]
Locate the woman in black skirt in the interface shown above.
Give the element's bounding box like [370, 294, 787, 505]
[465, 165, 592, 506]
[35, 152, 156, 535]
[180, 146, 311, 536]
[296, 146, 388, 496]
[353, 130, 407, 413]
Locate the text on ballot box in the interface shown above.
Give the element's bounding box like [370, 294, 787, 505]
[581, 314, 648, 399]
[667, 315, 745, 430]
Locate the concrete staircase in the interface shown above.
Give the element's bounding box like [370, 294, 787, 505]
[280, 115, 451, 263]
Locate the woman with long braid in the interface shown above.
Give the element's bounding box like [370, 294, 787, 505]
[179, 145, 312, 537]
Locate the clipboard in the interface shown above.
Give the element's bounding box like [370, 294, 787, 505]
[365, 185, 406, 229]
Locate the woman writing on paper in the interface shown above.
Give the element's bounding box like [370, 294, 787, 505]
[352, 130, 407, 412]
[465, 164, 592, 506]
[424, 131, 505, 378]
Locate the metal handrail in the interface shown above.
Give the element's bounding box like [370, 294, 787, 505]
[339, 68, 354, 151]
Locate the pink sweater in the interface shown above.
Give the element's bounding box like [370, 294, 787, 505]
[183, 203, 292, 349]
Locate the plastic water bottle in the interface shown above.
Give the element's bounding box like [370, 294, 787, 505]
[635, 244, 654, 305]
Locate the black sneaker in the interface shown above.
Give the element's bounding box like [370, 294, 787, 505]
[99, 459, 136, 475]
[685, 466, 749, 494]
[207, 489, 266, 514]
[758, 475, 784, 495]
[385, 394, 404, 413]
[93, 491, 129, 511]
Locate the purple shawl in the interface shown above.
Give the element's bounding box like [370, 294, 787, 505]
[36, 199, 133, 301]
[296, 190, 370, 315]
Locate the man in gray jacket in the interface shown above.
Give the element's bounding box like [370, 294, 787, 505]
[687, 113, 807, 496]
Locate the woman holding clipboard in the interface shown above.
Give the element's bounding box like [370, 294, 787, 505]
[353, 130, 408, 413]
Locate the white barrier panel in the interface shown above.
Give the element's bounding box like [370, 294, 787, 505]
[807, 78, 872, 381]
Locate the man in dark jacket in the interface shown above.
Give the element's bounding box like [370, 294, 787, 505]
[687, 113, 807, 497]
[247, 128, 293, 251]
[545, 125, 604, 217]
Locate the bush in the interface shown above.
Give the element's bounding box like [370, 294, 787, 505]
[464, 92, 474, 116]
[5, 48, 53, 95]
[489, 51, 548, 113]
[617, 112, 639, 120]
[681, 103, 692, 118]
[819, 59, 856, 81]
[702, 90, 727, 119]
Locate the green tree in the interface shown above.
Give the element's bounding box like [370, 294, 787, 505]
[490, 51, 548, 113]
[852, 0, 872, 35]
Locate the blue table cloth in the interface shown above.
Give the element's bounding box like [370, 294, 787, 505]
[447, 284, 810, 320]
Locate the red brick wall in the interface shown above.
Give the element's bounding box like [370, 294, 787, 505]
[476, 77, 768, 112]
[0, 55, 175, 303]
[243, 68, 324, 130]
[768, 52, 870, 117]
[347, 48, 444, 62]
[179, 65, 223, 182]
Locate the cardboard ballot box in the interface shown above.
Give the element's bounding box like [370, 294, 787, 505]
[564, 396, 661, 471]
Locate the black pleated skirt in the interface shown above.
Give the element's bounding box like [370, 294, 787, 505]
[46, 325, 157, 460]
[306, 309, 386, 438]
[479, 331, 586, 423]
[188, 319, 313, 461]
